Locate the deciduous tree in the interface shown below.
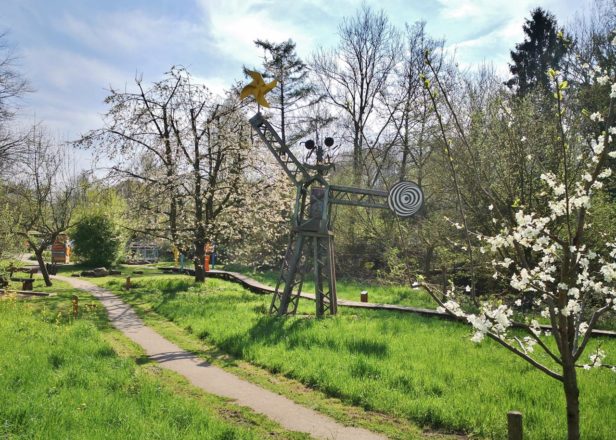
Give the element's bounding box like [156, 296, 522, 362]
[422, 48, 616, 440]
[6, 126, 81, 286]
[0, 31, 31, 175]
[312, 5, 400, 185]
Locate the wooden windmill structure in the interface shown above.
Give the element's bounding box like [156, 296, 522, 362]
[242, 71, 424, 317]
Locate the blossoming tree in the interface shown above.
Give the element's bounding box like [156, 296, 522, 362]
[421, 36, 616, 440]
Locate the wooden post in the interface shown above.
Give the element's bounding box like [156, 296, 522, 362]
[508, 411, 523, 440]
[71, 295, 79, 319]
[360, 290, 368, 302]
[441, 266, 448, 294]
[125, 276, 131, 290]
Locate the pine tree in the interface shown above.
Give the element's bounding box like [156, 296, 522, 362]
[253, 39, 320, 146]
[506, 8, 570, 95]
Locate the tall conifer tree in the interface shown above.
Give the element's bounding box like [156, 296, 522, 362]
[253, 39, 320, 145]
[507, 8, 570, 95]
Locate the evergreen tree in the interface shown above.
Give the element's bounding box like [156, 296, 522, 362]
[253, 39, 320, 145]
[506, 8, 570, 95]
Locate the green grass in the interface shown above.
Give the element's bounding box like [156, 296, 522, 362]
[226, 267, 435, 308]
[96, 274, 616, 440]
[0, 283, 307, 439]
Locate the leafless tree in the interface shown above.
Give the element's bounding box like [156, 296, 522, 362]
[0, 31, 32, 174]
[78, 68, 187, 249]
[82, 67, 254, 282]
[311, 5, 400, 185]
[167, 68, 251, 281]
[6, 126, 81, 285]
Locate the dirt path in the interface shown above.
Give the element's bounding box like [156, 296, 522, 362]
[57, 275, 385, 440]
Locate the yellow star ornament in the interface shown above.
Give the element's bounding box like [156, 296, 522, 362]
[240, 70, 277, 108]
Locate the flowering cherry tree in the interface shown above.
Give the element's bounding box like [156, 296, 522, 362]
[421, 36, 616, 440]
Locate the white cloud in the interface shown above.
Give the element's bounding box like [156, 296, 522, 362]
[437, 0, 485, 19]
[24, 46, 128, 92]
[191, 73, 230, 98]
[197, 0, 318, 65]
[55, 10, 212, 57]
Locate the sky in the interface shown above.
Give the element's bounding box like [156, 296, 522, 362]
[1, 0, 595, 151]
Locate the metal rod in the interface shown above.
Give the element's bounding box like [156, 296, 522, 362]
[329, 199, 389, 209]
[329, 184, 388, 197]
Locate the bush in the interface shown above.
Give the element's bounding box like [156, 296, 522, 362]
[72, 214, 124, 267]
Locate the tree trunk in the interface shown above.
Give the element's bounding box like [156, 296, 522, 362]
[34, 248, 52, 287]
[422, 246, 434, 274]
[352, 129, 362, 187]
[194, 241, 206, 282]
[562, 361, 581, 440]
[192, 110, 205, 283]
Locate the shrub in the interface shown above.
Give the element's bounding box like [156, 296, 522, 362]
[72, 214, 124, 267]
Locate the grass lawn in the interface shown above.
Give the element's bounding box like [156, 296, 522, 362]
[0, 279, 307, 439]
[94, 273, 616, 440]
[223, 266, 436, 309]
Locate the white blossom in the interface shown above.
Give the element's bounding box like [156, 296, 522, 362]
[596, 75, 610, 86]
[589, 349, 606, 368]
[598, 168, 612, 179]
[553, 184, 566, 196]
[523, 337, 537, 353]
[592, 139, 604, 155]
[562, 299, 581, 317]
[471, 331, 485, 343]
[432, 83, 616, 377]
[590, 112, 604, 122]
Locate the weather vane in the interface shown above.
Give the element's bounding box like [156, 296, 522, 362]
[240, 70, 278, 107]
[240, 70, 424, 317]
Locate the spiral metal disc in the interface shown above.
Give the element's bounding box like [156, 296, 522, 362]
[388, 181, 424, 217]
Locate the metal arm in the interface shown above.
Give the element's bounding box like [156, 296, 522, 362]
[249, 112, 310, 186]
[329, 185, 389, 210]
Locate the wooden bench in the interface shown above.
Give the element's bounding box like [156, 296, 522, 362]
[9, 267, 36, 291]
